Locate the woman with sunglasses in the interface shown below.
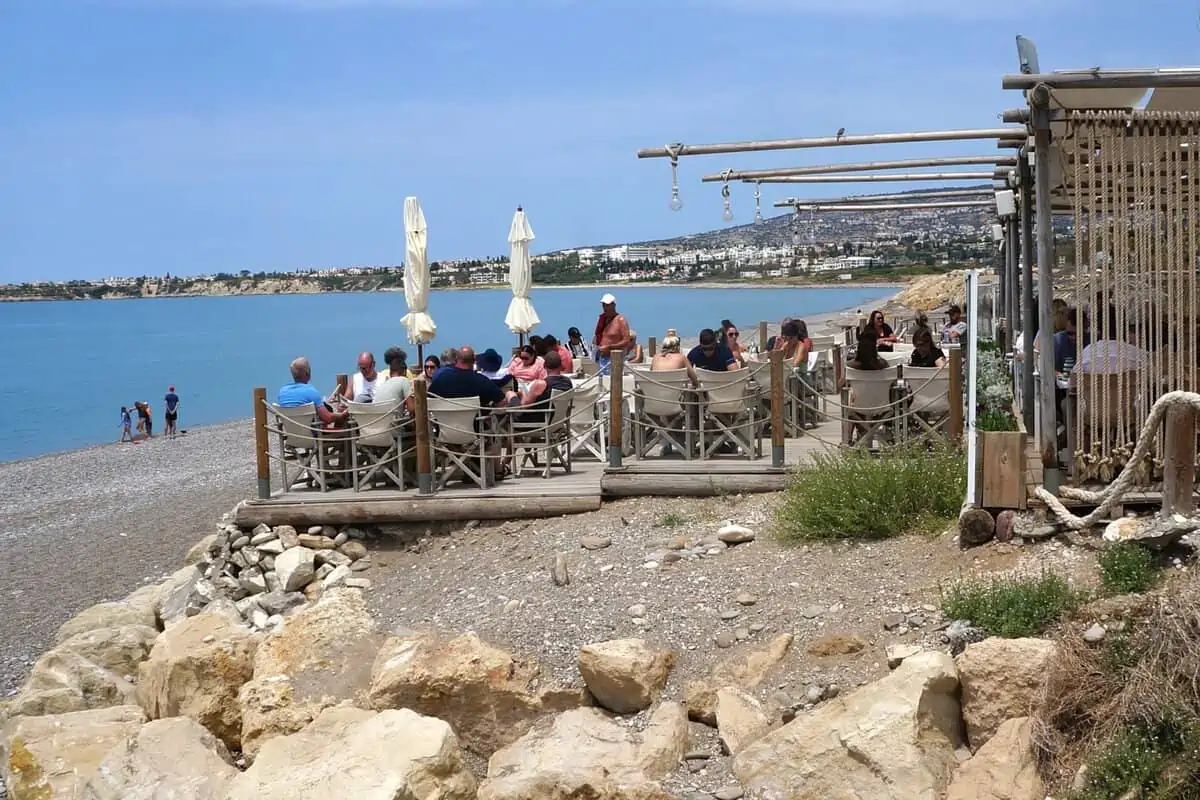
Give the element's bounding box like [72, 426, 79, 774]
[422, 356, 441, 379]
[867, 309, 899, 352]
[723, 325, 748, 367]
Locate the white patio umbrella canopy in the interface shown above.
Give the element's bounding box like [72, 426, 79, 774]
[401, 197, 437, 345]
[504, 208, 540, 334]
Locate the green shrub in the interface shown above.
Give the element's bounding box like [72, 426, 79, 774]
[1098, 544, 1159, 596]
[1070, 716, 1200, 800]
[654, 512, 685, 529]
[774, 445, 965, 541]
[941, 572, 1079, 638]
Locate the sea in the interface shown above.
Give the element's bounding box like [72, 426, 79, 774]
[0, 285, 895, 462]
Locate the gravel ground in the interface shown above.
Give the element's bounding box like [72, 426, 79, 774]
[0, 422, 255, 695]
[360, 494, 1101, 794]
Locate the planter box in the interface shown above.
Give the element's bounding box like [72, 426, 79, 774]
[977, 430, 1027, 509]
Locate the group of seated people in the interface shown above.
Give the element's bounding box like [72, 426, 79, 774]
[843, 307, 956, 373]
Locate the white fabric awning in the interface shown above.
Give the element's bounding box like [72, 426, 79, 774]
[504, 208, 540, 335]
[401, 196, 437, 345]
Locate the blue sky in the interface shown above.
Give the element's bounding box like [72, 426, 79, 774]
[0, 0, 1193, 282]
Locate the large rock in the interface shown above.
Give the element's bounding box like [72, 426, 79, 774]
[733, 651, 965, 800]
[477, 703, 689, 800]
[157, 565, 204, 628]
[8, 650, 137, 718]
[274, 546, 316, 592]
[225, 706, 477, 800]
[577, 638, 674, 714]
[239, 588, 383, 758]
[956, 637, 1056, 750]
[54, 601, 157, 645]
[1, 705, 145, 800]
[715, 686, 771, 755]
[368, 630, 585, 757]
[684, 633, 793, 724]
[186, 534, 219, 565]
[85, 717, 238, 800]
[136, 611, 258, 750]
[945, 717, 1045, 800]
[57, 624, 159, 677]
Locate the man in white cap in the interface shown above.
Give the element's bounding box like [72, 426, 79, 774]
[593, 292, 632, 376]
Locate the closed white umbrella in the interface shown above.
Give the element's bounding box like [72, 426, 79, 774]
[401, 197, 437, 357]
[504, 206, 540, 338]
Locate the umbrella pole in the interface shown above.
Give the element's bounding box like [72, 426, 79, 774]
[519, 333, 525, 348]
[417, 344, 424, 368]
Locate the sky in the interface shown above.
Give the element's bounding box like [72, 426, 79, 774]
[1, 0, 1196, 282]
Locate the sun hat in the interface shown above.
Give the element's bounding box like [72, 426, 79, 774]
[601, 292, 616, 305]
[477, 348, 504, 373]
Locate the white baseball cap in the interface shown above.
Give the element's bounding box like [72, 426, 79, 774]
[601, 293, 616, 305]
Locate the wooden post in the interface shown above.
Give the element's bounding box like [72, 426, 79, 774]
[948, 348, 964, 441]
[608, 351, 624, 468]
[758, 320, 769, 351]
[832, 343, 844, 393]
[412, 377, 433, 494]
[1032, 88, 1061, 491]
[648, 336, 657, 357]
[770, 350, 785, 467]
[1019, 155, 1036, 434]
[1163, 404, 1197, 517]
[335, 373, 348, 399]
[253, 387, 270, 499]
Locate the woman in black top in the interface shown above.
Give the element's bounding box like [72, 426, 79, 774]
[867, 309, 900, 352]
[909, 327, 947, 368]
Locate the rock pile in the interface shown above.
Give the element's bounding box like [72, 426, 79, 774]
[181, 522, 372, 632]
[641, 522, 757, 570]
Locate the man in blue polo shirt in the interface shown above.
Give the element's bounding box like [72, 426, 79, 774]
[278, 357, 347, 426]
[429, 346, 505, 406]
[687, 328, 739, 371]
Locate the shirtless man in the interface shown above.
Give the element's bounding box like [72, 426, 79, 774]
[593, 293, 632, 376]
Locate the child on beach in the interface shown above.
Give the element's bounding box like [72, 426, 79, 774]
[120, 407, 134, 442]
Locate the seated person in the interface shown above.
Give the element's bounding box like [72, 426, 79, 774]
[940, 305, 968, 345]
[627, 332, 645, 364]
[723, 324, 748, 367]
[429, 347, 506, 407]
[1053, 307, 1085, 374]
[909, 327, 947, 368]
[567, 326, 589, 360]
[866, 309, 899, 352]
[542, 334, 574, 375]
[508, 345, 547, 384]
[278, 356, 348, 426]
[651, 330, 699, 387]
[374, 346, 413, 410]
[688, 328, 739, 371]
[764, 316, 793, 352]
[848, 329, 889, 371]
[476, 347, 513, 389]
[344, 351, 380, 402]
[774, 320, 812, 369]
[422, 355, 441, 381]
[508, 350, 573, 420]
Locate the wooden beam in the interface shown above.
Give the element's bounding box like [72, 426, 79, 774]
[601, 471, 788, 497]
[777, 188, 995, 205]
[770, 350, 785, 467]
[637, 128, 1025, 159]
[1032, 95, 1061, 490]
[948, 348, 964, 441]
[760, 172, 998, 184]
[704, 156, 1017, 182]
[1162, 405, 1197, 517]
[1003, 68, 1200, 91]
[758, 320, 769, 351]
[253, 387, 270, 500]
[412, 377, 433, 494]
[777, 200, 996, 212]
[608, 350, 624, 468]
[233, 495, 602, 527]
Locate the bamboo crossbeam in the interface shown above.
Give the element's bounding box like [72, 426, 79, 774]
[636, 128, 1025, 159]
[758, 172, 999, 184]
[774, 199, 996, 211]
[1003, 68, 1200, 91]
[779, 188, 996, 205]
[703, 155, 1016, 182]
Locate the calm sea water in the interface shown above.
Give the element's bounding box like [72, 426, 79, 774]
[0, 285, 893, 462]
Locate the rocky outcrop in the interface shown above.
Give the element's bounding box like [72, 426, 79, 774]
[238, 588, 382, 758]
[945, 717, 1045, 800]
[368, 630, 585, 757]
[137, 611, 258, 750]
[54, 601, 157, 645]
[8, 650, 137, 718]
[477, 703, 689, 800]
[732, 651, 965, 800]
[85, 717, 238, 800]
[715, 686, 771, 755]
[1, 705, 145, 800]
[225, 706, 477, 800]
[956, 637, 1056, 750]
[577, 638, 674, 714]
[684, 633, 793, 724]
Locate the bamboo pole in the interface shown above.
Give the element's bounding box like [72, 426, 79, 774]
[758, 321, 769, 351]
[1002, 69, 1200, 91]
[412, 377, 433, 494]
[637, 128, 1025, 159]
[705, 155, 1017, 182]
[608, 351, 624, 468]
[1031, 88, 1061, 491]
[948, 349, 964, 442]
[776, 200, 996, 211]
[1019, 154, 1036, 433]
[760, 172, 998, 184]
[253, 387, 270, 500]
[1162, 405, 1197, 517]
[769, 350, 785, 467]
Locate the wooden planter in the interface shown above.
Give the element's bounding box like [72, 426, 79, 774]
[976, 429, 1027, 509]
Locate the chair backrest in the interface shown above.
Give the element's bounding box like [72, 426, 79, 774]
[547, 388, 574, 428]
[427, 397, 482, 447]
[809, 335, 837, 351]
[882, 352, 908, 368]
[696, 369, 751, 415]
[570, 382, 602, 425]
[346, 398, 402, 449]
[272, 403, 319, 448]
[845, 366, 898, 416]
[635, 369, 690, 418]
[578, 357, 599, 377]
[903, 366, 950, 416]
[745, 361, 772, 396]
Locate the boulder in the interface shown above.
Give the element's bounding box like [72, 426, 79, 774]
[0, 705, 145, 800]
[275, 525, 300, 549]
[733, 651, 965, 800]
[339, 540, 368, 561]
[239, 588, 383, 758]
[136, 611, 258, 750]
[8, 650, 137, 718]
[945, 717, 1045, 800]
[157, 565, 203, 628]
[368, 630, 585, 757]
[477, 704, 689, 800]
[577, 638, 674, 714]
[956, 637, 1056, 750]
[186, 534, 219, 565]
[54, 601, 157, 645]
[58, 624, 159, 677]
[85, 717, 238, 800]
[684, 633, 793, 724]
[225, 706, 476, 800]
[715, 686, 771, 755]
[274, 546, 316, 592]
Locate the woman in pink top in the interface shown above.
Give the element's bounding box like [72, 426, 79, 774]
[543, 334, 574, 374]
[507, 345, 547, 383]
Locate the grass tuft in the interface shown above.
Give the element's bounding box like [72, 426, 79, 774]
[654, 512, 686, 529]
[774, 444, 965, 541]
[1097, 543, 1159, 596]
[940, 572, 1080, 638]
[1067, 716, 1200, 800]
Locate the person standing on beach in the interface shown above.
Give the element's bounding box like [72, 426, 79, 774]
[120, 407, 134, 442]
[593, 293, 632, 376]
[135, 401, 153, 438]
[164, 386, 180, 439]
